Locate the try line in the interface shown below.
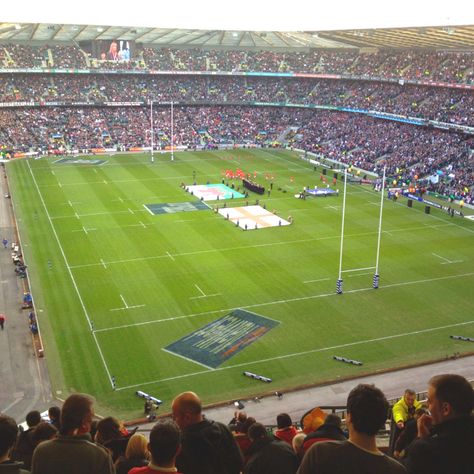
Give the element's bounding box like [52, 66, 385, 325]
[114, 318, 474, 392]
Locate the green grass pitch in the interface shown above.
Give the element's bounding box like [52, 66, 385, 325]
[7, 149, 474, 418]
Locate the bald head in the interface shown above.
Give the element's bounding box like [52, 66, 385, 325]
[172, 392, 203, 429]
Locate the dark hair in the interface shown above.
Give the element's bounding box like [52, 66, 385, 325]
[239, 417, 256, 434]
[429, 374, 474, 416]
[347, 384, 389, 436]
[95, 417, 122, 445]
[26, 410, 42, 428]
[32, 422, 58, 446]
[248, 422, 268, 441]
[149, 420, 181, 465]
[404, 389, 416, 396]
[60, 393, 94, 435]
[48, 406, 61, 422]
[324, 413, 342, 428]
[0, 415, 19, 457]
[276, 413, 292, 429]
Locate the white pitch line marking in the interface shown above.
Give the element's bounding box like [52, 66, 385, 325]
[26, 160, 115, 389]
[143, 204, 154, 215]
[114, 318, 474, 392]
[166, 251, 175, 261]
[58, 181, 62, 188]
[120, 294, 129, 308]
[75, 212, 80, 220]
[348, 271, 373, 278]
[83, 226, 88, 235]
[194, 284, 206, 297]
[139, 221, 146, 228]
[100, 259, 107, 269]
[324, 206, 339, 211]
[432, 253, 452, 264]
[162, 348, 215, 370]
[441, 260, 464, 265]
[303, 277, 330, 284]
[118, 197, 124, 203]
[190, 293, 221, 300]
[128, 208, 134, 214]
[68, 200, 73, 207]
[51, 170, 55, 175]
[342, 266, 375, 273]
[67, 223, 452, 270]
[93, 168, 98, 174]
[103, 179, 108, 184]
[95, 272, 474, 335]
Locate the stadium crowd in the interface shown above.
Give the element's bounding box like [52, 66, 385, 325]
[2, 44, 474, 84]
[1, 75, 473, 127]
[1, 374, 473, 473]
[1, 104, 472, 201]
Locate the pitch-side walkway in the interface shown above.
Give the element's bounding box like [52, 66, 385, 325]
[0, 162, 54, 422]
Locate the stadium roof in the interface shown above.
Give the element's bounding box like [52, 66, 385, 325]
[1, 22, 474, 49]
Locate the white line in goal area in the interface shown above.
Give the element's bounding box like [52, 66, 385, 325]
[114, 318, 474, 392]
[27, 160, 115, 390]
[95, 271, 474, 335]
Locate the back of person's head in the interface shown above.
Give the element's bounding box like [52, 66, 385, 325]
[60, 393, 94, 435]
[248, 422, 268, 441]
[0, 415, 19, 458]
[48, 406, 61, 423]
[323, 413, 342, 428]
[429, 374, 474, 416]
[171, 392, 202, 429]
[276, 413, 293, 429]
[347, 384, 389, 436]
[125, 433, 149, 460]
[149, 421, 180, 466]
[292, 433, 306, 454]
[240, 417, 256, 434]
[32, 422, 58, 446]
[26, 410, 42, 428]
[95, 417, 122, 444]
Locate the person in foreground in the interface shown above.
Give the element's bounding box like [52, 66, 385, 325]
[403, 374, 474, 474]
[31, 393, 114, 474]
[129, 420, 181, 474]
[0, 414, 30, 474]
[297, 384, 406, 474]
[172, 391, 243, 474]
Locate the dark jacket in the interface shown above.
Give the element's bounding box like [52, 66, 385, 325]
[302, 423, 346, 453]
[244, 438, 298, 474]
[11, 429, 35, 470]
[0, 460, 30, 474]
[176, 419, 243, 474]
[404, 415, 474, 474]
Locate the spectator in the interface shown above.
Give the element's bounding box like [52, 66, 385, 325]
[274, 413, 300, 445]
[129, 421, 181, 474]
[301, 413, 346, 454]
[234, 417, 256, 461]
[115, 433, 149, 474]
[394, 408, 427, 458]
[172, 391, 243, 474]
[11, 410, 41, 470]
[244, 422, 299, 474]
[31, 393, 114, 474]
[404, 374, 474, 474]
[47, 406, 61, 431]
[0, 414, 29, 473]
[390, 389, 422, 453]
[31, 422, 58, 448]
[297, 384, 406, 474]
[95, 416, 133, 462]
